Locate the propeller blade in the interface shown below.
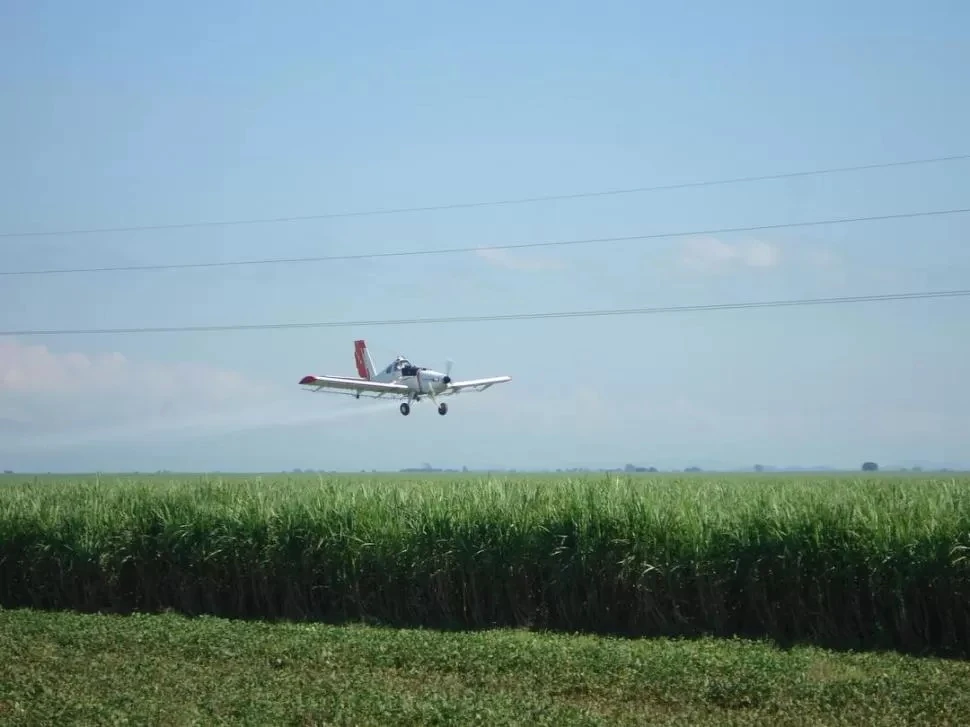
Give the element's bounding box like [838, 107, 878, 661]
[443, 358, 454, 384]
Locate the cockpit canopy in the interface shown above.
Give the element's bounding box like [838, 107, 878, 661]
[384, 356, 415, 375]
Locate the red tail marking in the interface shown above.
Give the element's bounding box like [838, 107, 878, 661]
[354, 339, 370, 379]
[299, 375, 316, 385]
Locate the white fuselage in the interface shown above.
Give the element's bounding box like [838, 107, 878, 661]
[372, 356, 450, 397]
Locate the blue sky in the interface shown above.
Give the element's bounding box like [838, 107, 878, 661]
[1, 0, 968, 471]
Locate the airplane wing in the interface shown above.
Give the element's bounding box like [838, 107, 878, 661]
[298, 375, 409, 398]
[442, 375, 512, 395]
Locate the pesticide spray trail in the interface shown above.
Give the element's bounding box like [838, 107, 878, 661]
[3, 399, 399, 452]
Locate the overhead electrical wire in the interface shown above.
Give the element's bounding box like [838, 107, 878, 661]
[1, 152, 968, 239]
[3, 206, 969, 277]
[2, 289, 967, 337]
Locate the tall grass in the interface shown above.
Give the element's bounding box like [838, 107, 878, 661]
[1, 473, 968, 655]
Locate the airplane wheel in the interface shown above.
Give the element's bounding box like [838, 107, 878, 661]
[437, 403, 448, 416]
[400, 403, 410, 416]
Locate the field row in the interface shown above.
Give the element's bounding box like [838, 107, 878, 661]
[1, 473, 968, 656]
[4, 608, 969, 726]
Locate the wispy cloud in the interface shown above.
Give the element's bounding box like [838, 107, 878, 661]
[0, 339, 278, 437]
[677, 236, 781, 273]
[0, 340, 262, 397]
[474, 247, 564, 271]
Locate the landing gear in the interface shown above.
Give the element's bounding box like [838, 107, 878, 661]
[398, 398, 447, 416]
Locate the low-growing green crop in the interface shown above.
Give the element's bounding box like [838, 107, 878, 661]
[5, 608, 970, 726]
[1, 472, 968, 656]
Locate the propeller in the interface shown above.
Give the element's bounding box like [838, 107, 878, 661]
[443, 359, 454, 384]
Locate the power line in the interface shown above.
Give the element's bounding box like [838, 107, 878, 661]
[2, 153, 969, 239]
[3, 206, 969, 277]
[3, 289, 967, 337]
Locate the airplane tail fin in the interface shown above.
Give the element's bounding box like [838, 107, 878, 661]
[354, 339, 376, 380]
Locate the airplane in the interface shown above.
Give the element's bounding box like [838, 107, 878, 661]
[298, 339, 511, 416]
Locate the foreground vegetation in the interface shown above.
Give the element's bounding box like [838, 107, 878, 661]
[2, 608, 968, 725]
[1, 472, 968, 656]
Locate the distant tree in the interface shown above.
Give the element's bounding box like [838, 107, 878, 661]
[862, 461, 879, 471]
[754, 464, 765, 472]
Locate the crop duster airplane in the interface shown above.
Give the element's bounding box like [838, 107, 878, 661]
[299, 339, 511, 416]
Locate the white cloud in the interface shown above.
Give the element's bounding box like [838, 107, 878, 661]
[678, 236, 781, 273]
[0, 339, 277, 437]
[474, 247, 564, 271]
